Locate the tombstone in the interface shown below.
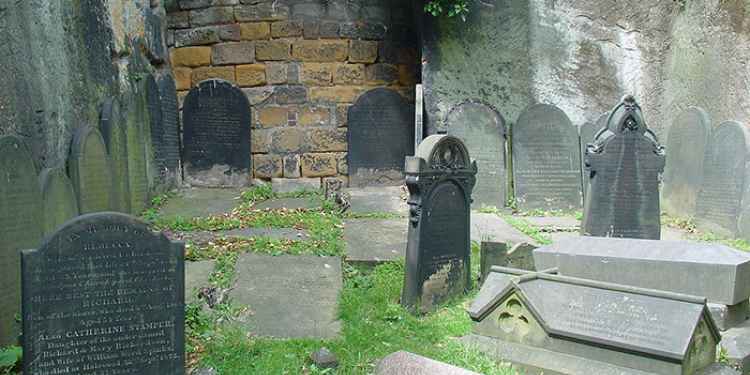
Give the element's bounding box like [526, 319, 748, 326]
[183, 79, 252, 187]
[157, 74, 182, 180]
[0, 135, 43, 347]
[22, 213, 185, 375]
[39, 167, 79, 235]
[479, 242, 535, 284]
[467, 267, 720, 375]
[414, 84, 424, 150]
[147, 74, 167, 185]
[662, 107, 712, 218]
[447, 101, 507, 208]
[124, 87, 150, 214]
[144, 7, 167, 64]
[512, 104, 581, 211]
[695, 121, 750, 237]
[579, 112, 608, 199]
[68, 126, 113, 214]
[402, 135, 477, 313]
[581, 96, 665, 240]
[348, 88, 415, 187]
[99, 97, 131, 213]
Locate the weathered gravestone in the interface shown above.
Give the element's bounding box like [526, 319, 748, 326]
[157, 74, 181, 181]
[579, 112, 608, 199]
[99, 97, 131, 213]
[146, 74, 167, 186]
[402, 135, 477, 313]
[695, 121, 750, 237]
[467, 267, 721, 375]
[479, 242, 536, 284]
[183, 79, 252, 187]
[348, 88, 415, 187]
[0, 135, 43, 346]
[415, 84, 424, 150]
[512, 104, 581, 211]
[39, 167, 79, 235]
[22, 213, 185, 375]
[69, 126, 113, 214]
[447, 101, 507, 208]
[124, 88, 150, 214]
[581, 96, 665, 240]
[662, 107, 711, 218]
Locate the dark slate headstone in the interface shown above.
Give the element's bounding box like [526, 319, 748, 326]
[579, 112, 608, 199]
[402, 135, 477, 313]
[157, 74, 181, 176]
[68, 126, 113, 214]
[695, 121, 750, 237]
[39, 167, 79, 235]
[99, 97, 131, 213]
[581, 96, 665, 240]
[22, 213, 185, 375]
[663, 107, 711, 218]
[144, 8, 167, 64]
[512, 104, 581, 211]
[183, 79, 252, 187]
[147, 74, 167, 186]
[0, 135, 43, 346]
[124, 87, 150, 214]
[447, 101, 507, 209]
[348, 88, 415, 187]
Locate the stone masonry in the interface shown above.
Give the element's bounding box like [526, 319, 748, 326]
[167, 0, 419, 183]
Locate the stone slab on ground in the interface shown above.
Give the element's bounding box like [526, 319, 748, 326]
[229, 254, 342, 339]
[470, 213, 536, 245]
[344, 219, 407, 265]
[347, 186, 408, 215]
[253, 197, 322, 210]
[375, 351, 480, 375]
[522, 216, 580, 230]
[661, 226, 691, 241]
[272, 178, 320, 194]
[547, 231, 579, 244]
[170, 227, 310, 244]
[160, 188, 245, 219]
[185, 260, 215, 304]
[721, 319, 750, 373]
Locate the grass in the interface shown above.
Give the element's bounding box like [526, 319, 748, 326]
[478, 207, 552, 245]
[661, 213, 750, 251]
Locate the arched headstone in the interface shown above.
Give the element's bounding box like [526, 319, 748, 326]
[581, 96, 666, 240]
[183, 79, 252, 187]
[39, 167, 79, 235]
[69, 126, 113, 214]
[447, 101, 507, 208]
[124, 87, 150, 214]
[348, 88, 414, 187]
[695, 121, 750, 236]
[157, 73, 182, 181]
[579, 112, 608, 199]
[0, 135, 43, 346]
[99, 97, 131, 213]
[402, 135, 477, 314]
[662, 107, 711, 218]
[512, 104, 581, 211]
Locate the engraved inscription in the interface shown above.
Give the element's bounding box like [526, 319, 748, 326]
[147, 75, 167, 178]
[158, 75, 181, 171]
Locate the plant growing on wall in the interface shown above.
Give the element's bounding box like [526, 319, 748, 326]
[424, 0, 470, 20]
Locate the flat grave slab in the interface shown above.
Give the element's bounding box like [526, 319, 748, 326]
[345, 219, 408, 265]
[160, 188, 245, 219]
[186, 260, 215, 304]
[375, 351, 480, 375]
[253, 197, 321, 210]
[229, 254, 342, 339]
[720, 319, 750, 373]
[172, 227, 310, 245]
[271, 178, 320, 194]
[547, 231, 579, 243]
[661, 226, 690, 241]
[522, 216, 580, 231]
[471, 213, 536, 245]
[347, 186, 408, 215]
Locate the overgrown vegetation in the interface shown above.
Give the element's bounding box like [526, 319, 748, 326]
[424, 0, 470, 19]
[0, 346, 21, 375]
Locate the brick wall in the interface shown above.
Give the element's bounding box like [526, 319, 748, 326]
[166, 0, 418, 184]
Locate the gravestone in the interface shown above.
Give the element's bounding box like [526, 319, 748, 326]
[581, 96, 665, 239]
[39, 167, 79, 235]
[512, 104, 581, 211]
[415, 84, 424, 150]
[124, 88, 150, 214]
[146, 74, 167, 185]
[375, 351, 480, 375]
[22, 213, 185, 375]
[695, 121, 750, 237]
[480, 242, 536, 283]
[662, 107, 711, 218]
[99, 97, 131, 213]
[579, 112, 608, 198]
[348, 88, 415, 187]
[447, 102, 506, 208]
[402, 135, 477, 313]
[68, 126, 113, 214]
[157, 74, 181, 179]
[183, 79, 252, 187]
[0, 135, 43, 347]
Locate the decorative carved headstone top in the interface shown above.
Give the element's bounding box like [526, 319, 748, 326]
[22, 213, 185, 375]
[402, 135, 477, 313]
[581, 96, 665, 239]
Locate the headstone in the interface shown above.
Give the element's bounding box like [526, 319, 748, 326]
[447, 102, 507, 208]
[157, 74, 181, 180]
[124, 88, 150, 214]
[480, 242, 536, 283]
[695, 121, 750, 237]
[21, 213, 185, 375]
[581, 96, 665, 239]
[415, 84, 424, 150]
[144, 8, 167, 64]
[39, 167, 79, 235]
[512, 104, 581, 211]
[662, 107, 711, 218]
[68, 126, 113, 213]
[0, 135, 43, 346]
[375, 351, 480, 375]
[183, 79, 252, 187]
[147, 74, 167, 185]
[348, 88, 415, 187]
[402, 135, 477, 313]
[579, 112, 608, 199]
[99, 97, 131, 213]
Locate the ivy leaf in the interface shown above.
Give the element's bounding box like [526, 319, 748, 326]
[0, 346, 22, 368]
